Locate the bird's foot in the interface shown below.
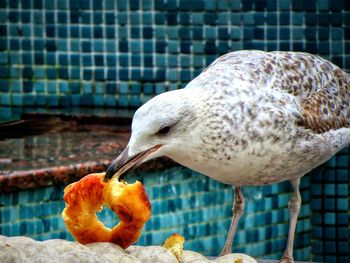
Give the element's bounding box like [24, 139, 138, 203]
[278, 255, 294, 263]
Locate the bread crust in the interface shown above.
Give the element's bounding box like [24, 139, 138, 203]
[62, 173, 151, 248]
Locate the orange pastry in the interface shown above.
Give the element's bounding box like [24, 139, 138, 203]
[62, 173, 151, 249]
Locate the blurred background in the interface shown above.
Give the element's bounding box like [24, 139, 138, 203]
[0, 1, 349, 262]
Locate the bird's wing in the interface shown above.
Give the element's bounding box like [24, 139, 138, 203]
[266, 51, 350, 132]
[204, 50, 350, 133]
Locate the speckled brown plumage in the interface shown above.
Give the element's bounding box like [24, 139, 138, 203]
[205, 51, 350, 133]
[267, 52, 350, 132]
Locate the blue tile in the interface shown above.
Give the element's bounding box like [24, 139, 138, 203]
[0, 79, 8, 92]
[21, 25, 31, 37]
[130, 95, 140, 107]
[0, 11, 7, 23]
[36, 95, 47, 106]
[105, 27, 115, 38]
[59, 95, 70, 106]
[95, 83, 104, 94]
[9, 25, 21, 37]
[0, 66, 10, 79]
[192, 13, 204, 25]
[82, 41, 91, 52]
[167, 70, 178, 81]
[81, 13, 90, 24]
[106, 69, 117, 80]
[117, 54, 127, 67]
[105, 83, 116, 94]
[119, 40, 128, 52]
[46, 68, 57, 79]
[33, 12, 43, 24]
[69, 94, 79, 106]
[143, 27, 153, 38]
[47, 81, 57, 93]
[167, 41, 178, 53]
[80, 82, 91, 94]
[167, 28, 178, 39]
[95, 69, 104, 80]
[59, 68, 68, 79]
[144, 54, 153, 66]
[82, 69, 91, 80]
[69, 82, 80, 93]
[57, 40, 68, 51]
[118, 95, 128, 107]
[93, 95, 104, 106]
[34, 53, 44, 64]
[9, 11, 19, 22]
[142, 68, 153, 81]
[118, 69, 128, 81]
[94, 27, 103, 38]
[155, 55, 166, 67]
[23, 94, 35, 105]
[155, 83, 165, 94]
[105, 40, 116, 52]
[155, 13, 165, 24]
[9, 80, 21, 93]
[119, 83, 129, 94]
[105, 95, 116, 106]
[83, 27, 92, 38]
[0, 94, 11, 105]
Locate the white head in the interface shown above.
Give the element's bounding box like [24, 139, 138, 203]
[105, 88, 204, 180]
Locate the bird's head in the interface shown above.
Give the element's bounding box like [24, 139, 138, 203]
[104, 89, 202, 181]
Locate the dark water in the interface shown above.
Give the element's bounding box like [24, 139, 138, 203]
[0, 110, 133, 175]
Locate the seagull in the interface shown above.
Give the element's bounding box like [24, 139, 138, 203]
[104, 50, 350, 262]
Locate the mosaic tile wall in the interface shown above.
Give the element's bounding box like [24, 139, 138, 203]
[0, 0, 349, 262]
[310, 147, 350, 263]
[0, 166, 313, 260]
[0, 0, 350, 110]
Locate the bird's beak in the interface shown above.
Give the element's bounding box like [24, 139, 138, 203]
[104, 144, 162, 181]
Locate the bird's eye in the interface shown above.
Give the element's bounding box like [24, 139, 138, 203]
[156, 125, 171, 135]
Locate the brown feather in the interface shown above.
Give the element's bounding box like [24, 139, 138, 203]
[263, 52, 350, 132]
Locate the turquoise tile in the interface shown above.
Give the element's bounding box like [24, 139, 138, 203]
[168, 41, 178, 53]
[57, 40, 68, 51]
[47, 81, 57, 93]
[48, 96, 59, 106]
[118, 95, 128, 107]
[167, 71, 177, 81]
[10, 67, 21, 79]
[82, 82, 93, 93]
[11, 94, 23, 106]
[205, 27, 216, 39]
[10, 223, 19, 236]
[93, 95, 104, 106]
[143, 83, 153, 94]
[105, 40, 116, 52]
[58, 81, 69, 93]
[2, 208, 10, 221]
[34, 67, 45, 78]
[118, 83, 129, 94]
[0, 52, 8, 64]
[0, 94, 11, 105]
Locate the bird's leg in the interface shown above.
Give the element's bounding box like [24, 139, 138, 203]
[220, 186, 245, 256]
[279, 178, 301, 263]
